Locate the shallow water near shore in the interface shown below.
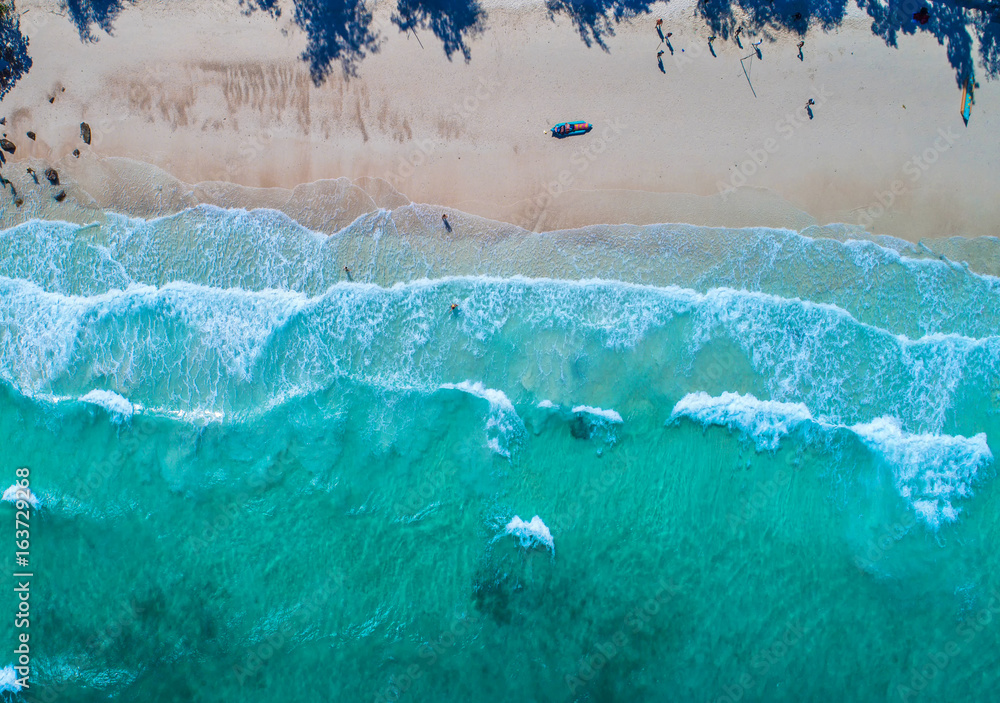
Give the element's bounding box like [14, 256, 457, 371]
[1, 199, 999, 702]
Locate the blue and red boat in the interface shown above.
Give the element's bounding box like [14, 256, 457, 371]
[551, 121, 592, 138]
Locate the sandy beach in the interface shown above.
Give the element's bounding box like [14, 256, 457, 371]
[0, 0, 997, 239]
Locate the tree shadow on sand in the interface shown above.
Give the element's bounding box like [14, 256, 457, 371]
[392, 0, 487, 62]
[291, 0, 383, 82]
[547, 0, 999, 84]
[50, 0, 1000, 87]
[63, 0, 135, 42]
[545, 0, 657, 50]
[0, 3, 32, 100]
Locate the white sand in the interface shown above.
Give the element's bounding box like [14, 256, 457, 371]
[0, 0, 997, 239]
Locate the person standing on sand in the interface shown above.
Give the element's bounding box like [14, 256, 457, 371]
[657, 49, 664, 57]
[708, 35, 716, 44]
[797, 41, 804, 49]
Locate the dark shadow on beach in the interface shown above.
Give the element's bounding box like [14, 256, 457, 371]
[64, 0, 135, 41]
[392, 0, 487, 62]
[657, 54, 665, 71]
[545, 0, 658, 51]
[543, 0, 999, 85]
[291, 0, 382, 81]
[47, 0, 1000, 88]
[0, 4, 32, 100]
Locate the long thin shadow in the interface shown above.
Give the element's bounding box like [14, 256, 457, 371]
[807, 105, 814, 119]
[392, 0, 487, 62]
[666, 39, 674, 54]
[657, 55, 665, 72]
[709, 42, 717, 56]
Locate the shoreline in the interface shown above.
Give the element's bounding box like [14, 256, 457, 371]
[0, 0, 997, 240]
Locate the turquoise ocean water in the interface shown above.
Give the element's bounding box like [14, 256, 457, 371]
[1, 203, 999, 702]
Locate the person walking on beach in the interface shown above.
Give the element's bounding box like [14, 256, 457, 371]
[806, 98, 815, 108]
[657, 49, 664, 58]
[797, 41, 804, 49]
[735, 27, 743, 37]
[708, 35, 716, 45]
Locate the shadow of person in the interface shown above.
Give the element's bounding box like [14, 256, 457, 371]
[666, 39, 674, 54]
[807, 105, 814, 119]
[658, 55, 665, 72]
[736, 35, 743, 49]
[798, 47, 804, 61]
[657, 25, 664, 42]
[709, 43, 717, 57]
[443, 217, 453, 232]
[755, 45, 762, 59]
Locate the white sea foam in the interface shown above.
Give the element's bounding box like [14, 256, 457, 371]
[571, 405, 624, 423]
[1, 272, 997, 440]
[671, 391, 813, 451]
[850, 417, 991, 529]
[537, 399, 558, 409]
[670, 391, 993, 527]
[0, 665, 23, 692]
[505, 515, 554, 553]
[440, 381, 524, 457]
[81, 389, 135, 422]
[2, 484, 39, 509]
